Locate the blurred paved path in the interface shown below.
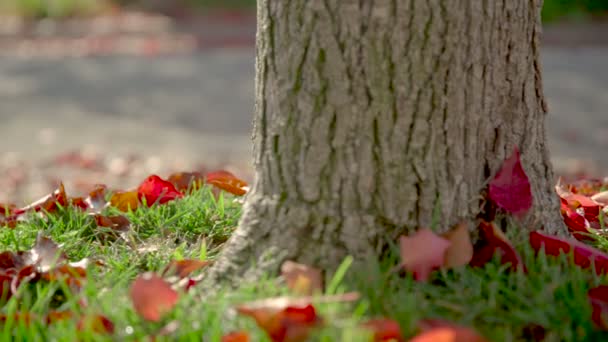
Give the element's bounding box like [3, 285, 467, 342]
[0, 46, 607, 186]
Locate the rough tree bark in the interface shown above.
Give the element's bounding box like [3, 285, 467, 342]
[206, 0, 567, 284]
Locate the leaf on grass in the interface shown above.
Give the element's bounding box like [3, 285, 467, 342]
[556, 182, 602, 223]
[441, 222, 473, 268]
[94, 214, 131, 241]
[560, 201, 593, 240]
[222, 331, 251, 342]
[592, 191, 608, 206]
[31, 233, 68, 272]
[488, 147, 532, 216]
[588, 285, 608, 330]
[77, 314, 115, 334]
[130, 272, 179, 322]
[399, 228, 450, 281]
[237, 302, 320, 342]
[206, 170, 248, 196]
[280, 261, 323, 295]
[529, 231, 608, 275]
[109, 189, 140, 212]
[137, 175, 184, 206]
[469, 221, 525, 271]
[84, 184, 108, 212]
[410, 327, 488, 342]
[161, 259, 211, 279]
[236, 293, 358, 342]
[168, 171, 206, 193]
[361, 318, 404, 342]
[19, 182, 69, 214]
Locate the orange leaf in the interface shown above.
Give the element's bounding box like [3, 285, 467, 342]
[441, 222, 473, 268]
[361, 318, 404, 341]
[130, 272, 179, 322]
[410, 327, 488, 342]
[222, 331, 251, 342]
[280, 261, 323, 295]
[110, 190, 140, 212]
[206, 170, 248, 196]
[400, 229, 450, 281]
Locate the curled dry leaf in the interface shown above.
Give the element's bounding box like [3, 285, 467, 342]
[361, 318, 404, 342]
[137, 175, 184, 206]
[588, 285, 608, 330]
[560, 201, 593, 240]
[84, 184, 108, 213]
[529, 231, 608, 275]
[222, 331, 251, 342]
[469, 221, 525, 272]
[488, 147, 532, 216]
[280, 261, 323, 295]
[206, 170, 248, 196]
[109, 190, 139, 212]
[441, 222, 473, 268]
[130, 272, 179, 322]
[399, 228, 450, 281]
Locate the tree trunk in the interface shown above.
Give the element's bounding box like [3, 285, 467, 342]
[206, 0, 567, 285]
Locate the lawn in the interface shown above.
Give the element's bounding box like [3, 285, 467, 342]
[1, 162, 608, 341]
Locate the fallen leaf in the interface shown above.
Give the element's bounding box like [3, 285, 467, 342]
[560, 201, 593, 240]
[206, 170, 248, 196]
[109, 190, 139, 212]
[441, 222, 473, 268]
[31, 233, 68, 272]
[137, 175, 183, 206]
[130, 272, 179, 322]
[529, 231, 608, 275]
[361, 318, 404, 341]
[84, 184, 108, 212]
[399, 228, 450, 281]
[161, 259, 211, 279]
[236, 293, 358, 342]
[588, 285, 608, 330]
[488, 147, 532, 216]
[168, 171, 206, 193]
[237, 302, 320, 342]
[19, 183, 69, 214]
[94, 214, 131, 241]
[469, 221, 525, 272]
[410, 326, 488, 342]
[591, 191, 608, 206]
[77, 314, 115, 334]
[222, 331, 251, 342]
[280, 261, 323, 295]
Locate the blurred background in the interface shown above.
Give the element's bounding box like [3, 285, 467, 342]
[0, 0, 607, 203]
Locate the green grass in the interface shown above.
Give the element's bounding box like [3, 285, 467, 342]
[2, 185, 608, 340]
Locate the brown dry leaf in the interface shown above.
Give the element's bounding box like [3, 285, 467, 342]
[280, 261, 323, 296]
[109, 189, 139, 212]
[441, 222, 473, 268]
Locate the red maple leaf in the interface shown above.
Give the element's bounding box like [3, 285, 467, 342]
[488, 147, 532, 216]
